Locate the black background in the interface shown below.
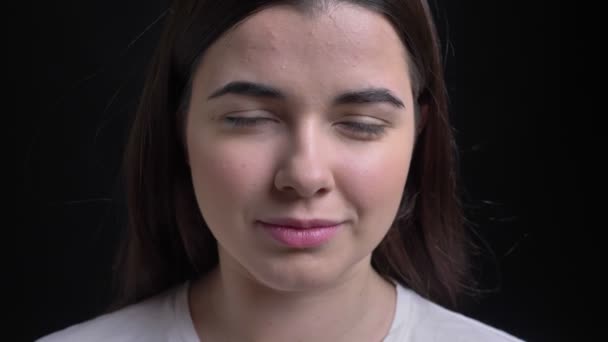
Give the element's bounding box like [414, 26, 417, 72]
[21, 1, 570, 341]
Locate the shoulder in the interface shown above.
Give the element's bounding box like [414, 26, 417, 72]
[387, 283, 525, 342]
[36, 283, 192, 342]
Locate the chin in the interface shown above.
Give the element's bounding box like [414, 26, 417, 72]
[243, 253, 357, 293]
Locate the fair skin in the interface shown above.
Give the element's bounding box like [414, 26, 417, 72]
[185, 3, 417, 342]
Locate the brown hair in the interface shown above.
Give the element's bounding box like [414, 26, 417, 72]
[112, 0, 473, 311]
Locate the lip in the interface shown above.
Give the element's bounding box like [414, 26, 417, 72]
[257, 218, 343, 248]
[258, 217, 342, 229]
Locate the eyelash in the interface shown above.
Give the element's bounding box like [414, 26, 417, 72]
[224, 116, 273, 127]
[223, 116, 387, 138]
[342, 121, 386, 137]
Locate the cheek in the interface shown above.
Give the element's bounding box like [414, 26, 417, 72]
[339, 142, 412, 229]
[187, 139, 274, 223]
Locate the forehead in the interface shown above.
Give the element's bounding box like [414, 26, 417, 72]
[226, 4, 403, 55]
[194, 3, 412, 102]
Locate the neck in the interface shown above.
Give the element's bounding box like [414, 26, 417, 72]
[189, 256, 396, 342]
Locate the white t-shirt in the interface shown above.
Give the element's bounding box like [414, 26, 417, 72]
[37, 281, 525, 341]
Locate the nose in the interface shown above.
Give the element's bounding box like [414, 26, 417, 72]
[273, 121, 335, 198]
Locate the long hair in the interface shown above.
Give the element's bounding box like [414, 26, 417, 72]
[112, 0, 473, 311]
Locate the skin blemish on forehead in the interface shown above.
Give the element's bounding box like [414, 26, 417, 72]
[225, 3, 405, 66]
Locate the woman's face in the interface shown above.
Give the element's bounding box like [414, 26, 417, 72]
[185, 3, 416, 290]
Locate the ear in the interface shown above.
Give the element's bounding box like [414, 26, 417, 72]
[416, 102, 429, 136]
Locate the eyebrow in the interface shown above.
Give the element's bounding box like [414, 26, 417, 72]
[207, 80, 405, 109]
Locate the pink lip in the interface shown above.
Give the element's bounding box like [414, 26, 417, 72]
[259, 217, 342, 229]
[257, 218, 343, 248]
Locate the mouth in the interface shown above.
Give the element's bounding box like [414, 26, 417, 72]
[256, 218, 343, 248]
[257, 217, 343, 229]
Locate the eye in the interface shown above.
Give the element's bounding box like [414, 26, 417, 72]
[223, 116, 276, 127]
[339, 121, 387, 138]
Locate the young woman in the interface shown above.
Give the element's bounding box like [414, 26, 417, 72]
[39, 0, 524, 341]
